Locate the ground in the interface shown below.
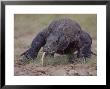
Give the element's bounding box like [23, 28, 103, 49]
[14, 14, 97, 76]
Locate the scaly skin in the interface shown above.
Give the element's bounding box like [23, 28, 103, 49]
[21, 18, 94, 62]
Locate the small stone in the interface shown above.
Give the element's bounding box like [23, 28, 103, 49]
[77, 69, 89, 76]
[50, 69, 66, 76]
[68, 70, 78, 76]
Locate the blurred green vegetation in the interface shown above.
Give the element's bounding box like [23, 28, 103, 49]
[14, 14, 97, 39]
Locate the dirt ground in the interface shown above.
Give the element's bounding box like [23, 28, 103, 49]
[14, 59, 97, 76]
[14, 14, 97, 76]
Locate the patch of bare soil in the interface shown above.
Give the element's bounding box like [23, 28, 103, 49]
[14, 59, 97, 76]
